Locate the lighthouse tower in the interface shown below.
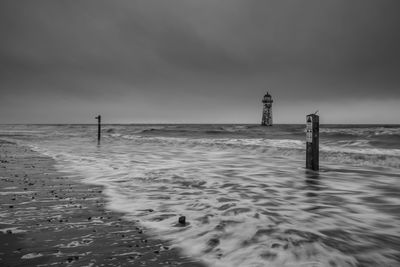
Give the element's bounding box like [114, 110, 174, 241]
[261, 92, 273, 126]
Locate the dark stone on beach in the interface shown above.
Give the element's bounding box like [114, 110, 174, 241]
[9, 205, 13, 208]
[6, 230, 12, 234]
[88, 217, 92, 220]
[208, 238, 220, 247]
[178, 216, 186, 225]
[260, 251, 277, 260]
[67, 256, 79, 262]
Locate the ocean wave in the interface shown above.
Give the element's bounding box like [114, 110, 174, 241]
[138, 126, 235, 137]
[320, 126, 400, 137]
[131, 136, 306, 151]
[114, 135, 400, 158]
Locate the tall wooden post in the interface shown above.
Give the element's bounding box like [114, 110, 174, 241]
[306, 114, 319, 171]
[95, 115, 101, 144]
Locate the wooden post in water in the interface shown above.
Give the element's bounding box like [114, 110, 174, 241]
[95, 115, 101, 144]
[306, 113, 319, 171]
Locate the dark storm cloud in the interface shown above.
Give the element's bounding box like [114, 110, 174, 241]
[0, 0, 399, 123]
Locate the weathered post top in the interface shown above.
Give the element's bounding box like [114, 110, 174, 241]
[306, 113, 319, 171]
[261, 92, 273, 126]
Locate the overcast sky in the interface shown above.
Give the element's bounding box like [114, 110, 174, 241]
[1, 0, 399, 124]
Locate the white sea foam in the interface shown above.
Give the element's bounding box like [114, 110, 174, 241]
[0, 227, 27, 234]
[21, 253, 43, 259]
[320, 127, 400, 136]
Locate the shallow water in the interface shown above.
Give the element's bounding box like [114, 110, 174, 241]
[1, 124, 400, 266]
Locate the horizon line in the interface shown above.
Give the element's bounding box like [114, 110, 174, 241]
[0, 123, 399, 126]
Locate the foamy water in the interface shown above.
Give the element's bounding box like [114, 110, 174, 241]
[1, 124, 400, 266]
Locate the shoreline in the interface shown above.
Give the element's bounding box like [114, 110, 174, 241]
[0, 140, 205, 267]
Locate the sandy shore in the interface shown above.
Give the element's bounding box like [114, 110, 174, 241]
[0, 140, 205, 267]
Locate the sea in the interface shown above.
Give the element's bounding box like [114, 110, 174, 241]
[1, 124, 399, 267]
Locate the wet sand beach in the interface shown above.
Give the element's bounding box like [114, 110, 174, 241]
[0, 140, 205, 267]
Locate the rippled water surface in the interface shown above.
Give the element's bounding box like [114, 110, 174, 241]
[1, 124, 400, 266]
